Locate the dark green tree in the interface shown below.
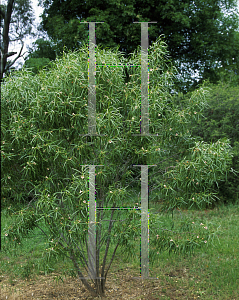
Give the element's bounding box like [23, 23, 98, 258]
[195, 29, 239, 89]
[35, 0, 239, 92]
[26, 38, 57, 61]
[22, 38, 59, 75]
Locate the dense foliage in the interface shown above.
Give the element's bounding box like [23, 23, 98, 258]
[189, 82, 239, 204]
[1, 37, 235, 296]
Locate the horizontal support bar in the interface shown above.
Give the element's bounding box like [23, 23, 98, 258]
[96, 207, 141, 210]
[96, 64, 141, 67]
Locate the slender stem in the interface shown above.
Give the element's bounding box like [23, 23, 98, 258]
[71, 234, 89, 274]
[59, 232, 90, 278]
[69, 248, 98, 297]
[35, 224, 48, 238]
[101, 206, 115, 292]
[95, 194, 104, 292]
[104, 241, 120, 281]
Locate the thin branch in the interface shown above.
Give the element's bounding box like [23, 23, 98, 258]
[50, 202, 92, 281]
[35, 224, 49, 238]
[100, 206, 115, 291]
[55, 240, 73, 260]
[102, 213, 115, 289]
[70, 248, 98, 297]
[8, 36, 23, 42]
[58, 231, 97, 294]
[56, 237, 97, 295]
[104, 241, 120, 281]
[58, 232, 91, 279]
[71, 236, 91, 278]
[5, 39, 24, 69]
[95, 197, 104, 291]
[6, 51, 17, 57]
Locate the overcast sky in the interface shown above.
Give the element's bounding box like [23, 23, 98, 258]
[3, 0, 239, 73]
[4, 0, 46, 70]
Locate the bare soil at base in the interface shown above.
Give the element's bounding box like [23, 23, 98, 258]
[0, 265, 199, 300]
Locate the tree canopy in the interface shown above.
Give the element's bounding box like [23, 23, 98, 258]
[33, 0, 239, 92]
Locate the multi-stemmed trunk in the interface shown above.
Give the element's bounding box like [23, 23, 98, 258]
[64, 200, 120, 297]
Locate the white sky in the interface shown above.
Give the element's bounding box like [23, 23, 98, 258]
[3, 0, 239, 74]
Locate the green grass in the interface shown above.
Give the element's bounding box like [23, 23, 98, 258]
[1, 189, 239, 299]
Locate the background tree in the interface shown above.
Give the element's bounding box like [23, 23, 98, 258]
[195, 29, 239, 88]
[34, 0, 239, 93]
[188, 81, 239, 204]
[2, 38, 234, 296]
[0, 0, 37, 82]
[22, 38, 59, 75]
